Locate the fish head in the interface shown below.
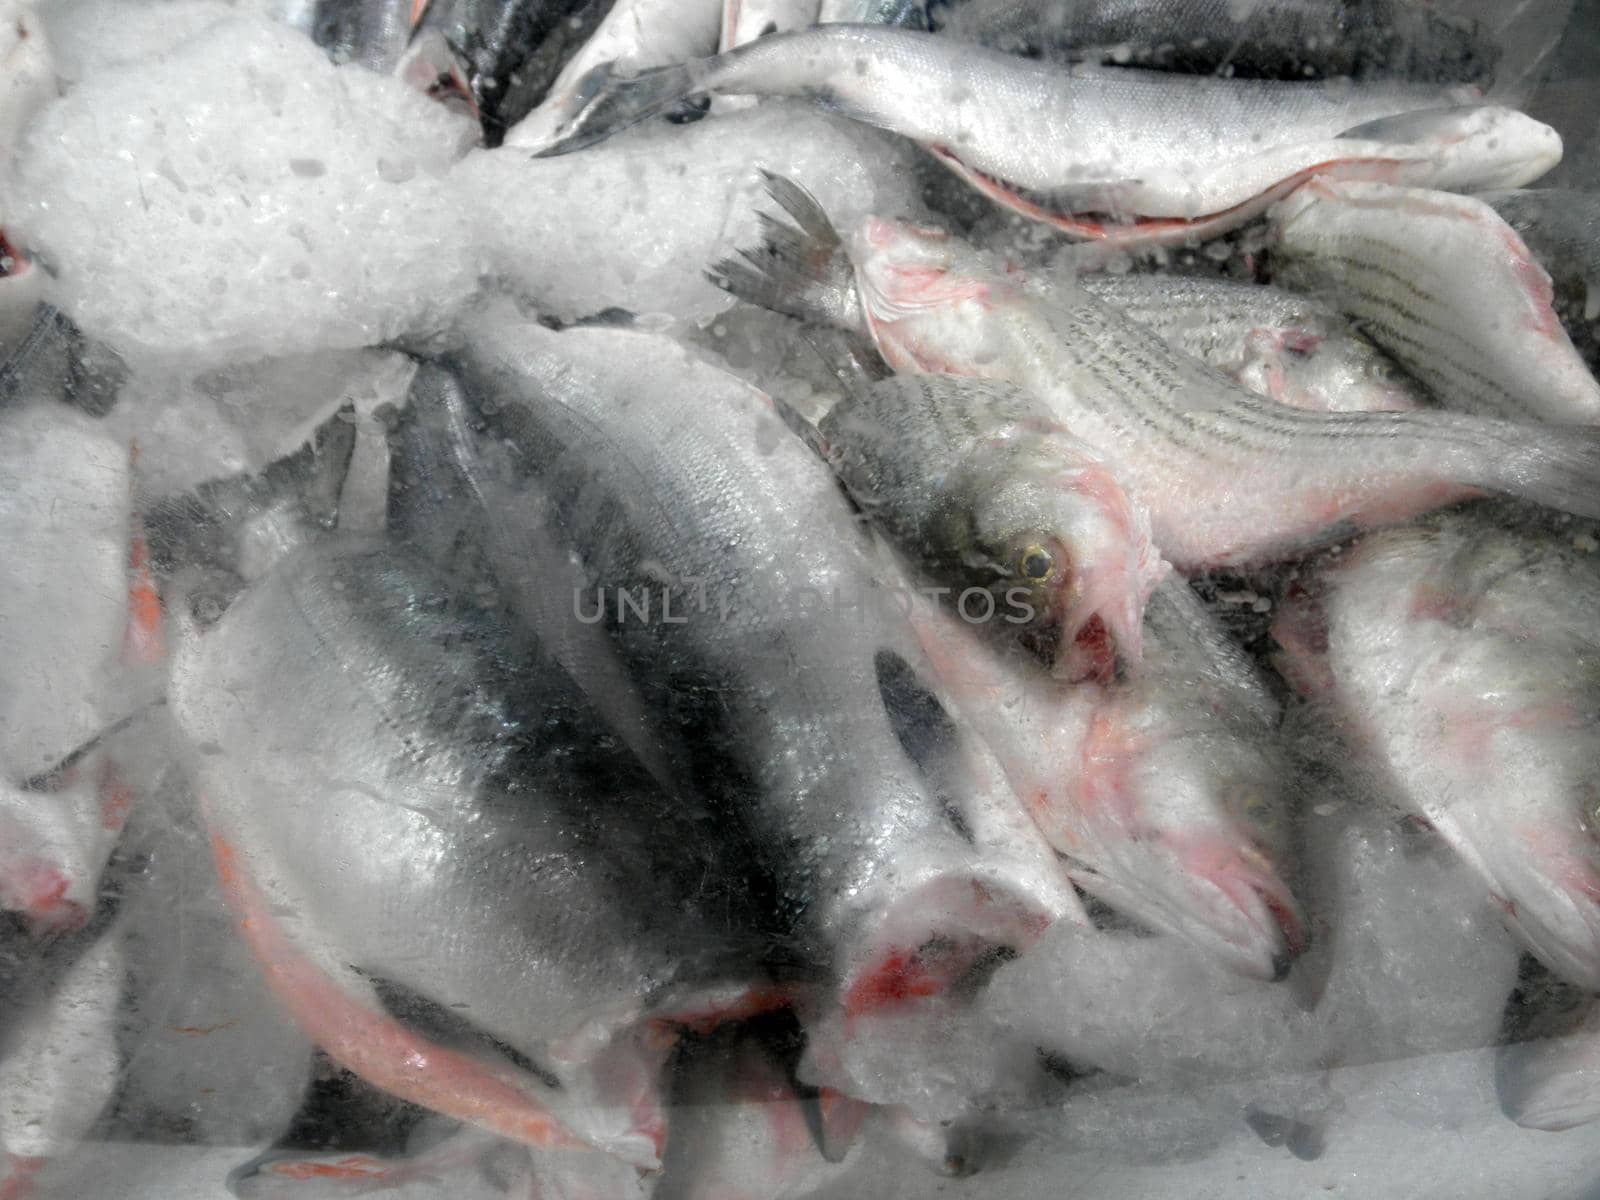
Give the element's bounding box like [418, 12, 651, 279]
[1342, 105, 1563, 193]
[1238, 328, 1420, 414]
[1069, 713, 1306, 980]
[968, 460, 1167, 682]
[849, 217, 1012, 374]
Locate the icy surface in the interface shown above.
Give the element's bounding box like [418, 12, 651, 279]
[5, 15, 479, 366]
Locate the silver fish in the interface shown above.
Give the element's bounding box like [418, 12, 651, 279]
[935, 0, 1495, 84]
[1077, 273, 1424, 413]
[171, 538, 785, 1168]
[716, 182, 1600, 570]
[310, 0, 423, 72]
[1272, 512, 1600, 990]
[444, 305, 1079, 1019]
[1271, 179, 1600, 424]
[537, 26, 1559, 245]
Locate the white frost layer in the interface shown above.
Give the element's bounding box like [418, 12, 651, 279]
[6, 15, 480, 367]
[460, 102, 928, 323]
[0, 404, 131, 777]
[39, 0, 235, 85]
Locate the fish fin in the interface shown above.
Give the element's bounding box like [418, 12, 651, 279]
[532, 60, 703, 157]
[1336, 104, 1480, 143]
[707, 171, 861, 328]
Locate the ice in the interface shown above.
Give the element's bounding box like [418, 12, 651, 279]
[457, 103, 929, 323]
[0, 403, 136, 778]
[39, 0, 236, 85]
[5, 15, 480, 367]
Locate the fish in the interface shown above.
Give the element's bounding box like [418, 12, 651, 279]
[535, 26, 1560, 246]
[503, 0, 722, 151]
[1480, 188, 1600, 370]
[1270, 179, 1600, 424]
[808, 369, 1169, 681]
[714, 178, 1600, 571]
[933, 0, 1496, 85]
[1498, 998, 1600, 1132]
[170, 537, 789, 1168]
[1271, 511, 1600, 990]
[1076, 273, 1424, 414]
[309, 0, 424, 72]
[444, 304, 1079, 1018]
[908, 576, 1305, 981]
[410, 0, 625, 143]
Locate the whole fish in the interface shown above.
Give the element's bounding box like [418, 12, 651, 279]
[1271, 179, 1600, 424]
[412, 0, 623, 142]
[1498, 998, 1600, 1132]
[1077, 273, 1423, 413]
[714, 180, 1600, 570]
[171, 538, 788, 1167]
[1272, 513, 1600, 990]
[536, 26, 1560, 246]
[1481, 188, 1600, 371]
[935, 0, 1495, 84]
[445, 305, 1079, 1018]
[809, 369, 1168, 681]
[910, 578, 1305, 981]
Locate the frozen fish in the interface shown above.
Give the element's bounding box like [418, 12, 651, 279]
[537, 27, 1559, 245]
[445, 305, 1078, 1018]
[171, 538, 788, 1168]
[1271, 179, 1600, 424]
[1498, 998, 1600, 1132]
[715, 181, 1600, 570]
[1273, 512, 1600, 990]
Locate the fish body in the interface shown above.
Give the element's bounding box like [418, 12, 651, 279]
[936, 0, 1495, 84]
[171, 538, 779, 1166]
[1272, 513, 1600, 990]
[815, 371, 1168, 679]
[1078, 273, 1422, 413]
[1271, 179, 1600, 424]
[911, 578, 1304, 980]
[445, 307, 1077, 1014]
[537, 26, 1559, 245]
[737, 198, 1600, 570]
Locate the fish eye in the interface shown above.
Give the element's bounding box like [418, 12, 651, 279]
[1367, 358, 1401, 383]
[1019, 544, 1055, 581]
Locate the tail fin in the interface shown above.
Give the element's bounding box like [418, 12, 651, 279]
[532, 60, 703, 156]
[707, 170, 863, 330]
[1471, 418, 1600, 519]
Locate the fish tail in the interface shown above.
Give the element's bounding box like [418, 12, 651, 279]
[1463, 419, 1600, 520]
[706, 170, 861, 329]
[533, 60, 705, 157]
